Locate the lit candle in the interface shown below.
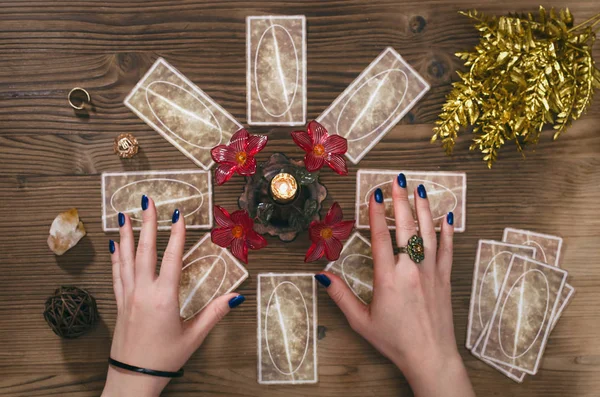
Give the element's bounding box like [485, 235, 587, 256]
[270, 173, 298, 204]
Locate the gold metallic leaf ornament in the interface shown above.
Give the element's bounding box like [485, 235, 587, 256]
[432, 7, 600, 168]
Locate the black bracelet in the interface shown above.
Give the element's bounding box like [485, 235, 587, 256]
[108, 357, 184, 378]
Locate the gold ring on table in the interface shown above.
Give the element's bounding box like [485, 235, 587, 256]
[68, 87, 91, 110]
[393, 234, 425, 264]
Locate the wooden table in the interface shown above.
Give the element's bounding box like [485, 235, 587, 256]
[1, 1, 599, 396]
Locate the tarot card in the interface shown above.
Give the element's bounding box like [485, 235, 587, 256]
[247, 15, 306, 126]
[102, 170, 212, 231]
[466, 241, 537, 350]
[470, 266, 575, 382]
[324, 232, 373, 304]
[356, 169, 466, 232]
[502, 227, 574, 326]
[124, 58, 243, 170]
[179, 234, 249, 320]
[316, 47, 430, 164]
[502, 228, 563, 267]
[480, 255, 568, 374]
[471, 335, 526, 383]
[551, 283, 575, 330]
[257, 273, 317, 384]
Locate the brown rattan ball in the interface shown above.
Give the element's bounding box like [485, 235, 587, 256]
[43, 286, 98, 339]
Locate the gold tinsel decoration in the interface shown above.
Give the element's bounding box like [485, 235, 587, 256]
[432, 7, 600, 168]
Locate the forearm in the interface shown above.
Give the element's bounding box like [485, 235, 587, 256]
[396, 352, 475, 397]
[102, 367, 170, 397]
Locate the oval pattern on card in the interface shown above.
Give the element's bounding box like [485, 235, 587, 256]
[179, 254, 228, 319]
[110, 178, 204, 224]
[337, 68, 408, 142]
[145, 81, 223, 149]
[478, 251, 513, 327]
[498, 269, 550, 359]
[365, 178, 457, 223]
[254, 24, 299, 118]
[265, 281, 310, 375]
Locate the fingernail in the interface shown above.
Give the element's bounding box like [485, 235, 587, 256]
[141, 195, 148, 211]
[172, 209, 180, 224]
[315, 274, 331, 288]
[228, 295, 245, 308]
[417, 184, 427, 199]
[118, 212, 125, 227]
[374, 188, 384, 203]
[109, 240, 115, 254]
[397, 173, 407, 188]
[447, 212, 454, 226]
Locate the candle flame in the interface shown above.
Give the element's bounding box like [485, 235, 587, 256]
[270, 173, 298, 203]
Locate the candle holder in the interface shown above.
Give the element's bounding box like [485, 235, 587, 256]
[239, 153, 327, 242]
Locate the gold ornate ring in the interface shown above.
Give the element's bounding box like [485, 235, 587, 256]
[68, 87, 91, 110]
[394, 234, 425, 264]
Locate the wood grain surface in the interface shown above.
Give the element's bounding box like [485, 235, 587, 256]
[1, 1, 599, 396]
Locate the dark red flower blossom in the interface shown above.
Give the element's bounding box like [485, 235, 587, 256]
[291, 120, 348, 175]
[305, 202, 354, 262]
[211, 129, 268, 185]
[211, 205, 267, 264]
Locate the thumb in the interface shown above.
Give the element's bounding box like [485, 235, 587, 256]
[315, 272, 369, 334]
[186, 293, 244, 346]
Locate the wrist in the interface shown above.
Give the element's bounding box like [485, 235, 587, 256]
[396, 349, 473, 397]
[102, 366, 170, 397]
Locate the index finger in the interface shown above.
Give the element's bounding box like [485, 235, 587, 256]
[136, 195, 157, 284]
[159, 209, 186, 290]
[369, 188, 395, 282]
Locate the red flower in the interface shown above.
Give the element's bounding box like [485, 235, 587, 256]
[211, 129, 268, 185]
[291, 120, 348, 175]
[305, 202, 354, 262]
[211, 205, 267, 264]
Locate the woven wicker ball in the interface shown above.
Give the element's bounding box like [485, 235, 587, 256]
[43, 286, 98, 339]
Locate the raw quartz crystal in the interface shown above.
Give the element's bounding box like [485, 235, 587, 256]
[47, 208, 86, 255]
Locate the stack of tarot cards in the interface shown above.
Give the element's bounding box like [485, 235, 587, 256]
[466, 228, 575, 382]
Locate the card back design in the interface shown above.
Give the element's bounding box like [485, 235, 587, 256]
[471, 335, 526, 383]
[502, 228, 563, 267]
[551, 283, 574, 330]
[324, 232, 373, 304]
[316, 47, 430, 164]
[124, 58, 243, 170]
[480, 255, 568, 374]
[356, 169, 466, 232]
[466, 241, 537, 349]
[102, 170, 212, 231]
[179, 234, 249, 320]
[247, 16, 306, 126]
[502, 229, 574, 318]
[471, 282, 575, 382]
[502, 228, 573, 328]
[257, 273, 317, 384]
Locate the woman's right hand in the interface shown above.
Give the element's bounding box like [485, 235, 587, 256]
[316, 174, 475, 397]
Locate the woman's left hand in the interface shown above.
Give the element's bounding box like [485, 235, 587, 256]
[102, 196, 244, 397]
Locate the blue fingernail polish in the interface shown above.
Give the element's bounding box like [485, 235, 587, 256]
[447, 212, 454, 226]
[397, 173, 407, 188]
[141, 195, 148, 211]
[109, 240, 115, 254]
[417, 184, 427, 199]
[118, 212, 125, 227]
[315, 274, 331, 287]
[172, 209, 180, 224]
[228, 295, 245, 308]
[374, 188, 384, 203]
